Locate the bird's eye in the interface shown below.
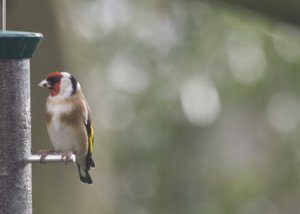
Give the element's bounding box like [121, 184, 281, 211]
[47, 76, 61, 85]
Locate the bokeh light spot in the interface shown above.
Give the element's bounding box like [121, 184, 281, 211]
[180, 76, 221, 126]
[227, 32, 266, 85]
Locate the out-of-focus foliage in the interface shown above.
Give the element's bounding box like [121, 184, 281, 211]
[213, 0, 300, 26]
[8, 0, 300, 213]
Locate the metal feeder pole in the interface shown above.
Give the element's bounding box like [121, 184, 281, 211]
[0, 31, 42, 214]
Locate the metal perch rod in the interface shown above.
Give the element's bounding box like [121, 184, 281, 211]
[26, 153, 76, 164]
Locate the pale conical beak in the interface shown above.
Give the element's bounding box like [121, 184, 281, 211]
[38, 79, 52, 89]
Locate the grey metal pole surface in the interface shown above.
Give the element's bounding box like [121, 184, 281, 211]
[0, 31, 42, 214]
[0, 59, 32, 214]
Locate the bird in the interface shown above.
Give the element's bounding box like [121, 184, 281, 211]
[38, 71, 95, 184]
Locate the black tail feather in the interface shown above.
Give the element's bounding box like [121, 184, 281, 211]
[77, 163, 93, 184]
[86, 155, 95, 170]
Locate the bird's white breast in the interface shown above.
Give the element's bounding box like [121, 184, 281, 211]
[46, 101, 78, 152]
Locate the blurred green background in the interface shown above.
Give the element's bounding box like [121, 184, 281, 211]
[7, 0, 300, 213]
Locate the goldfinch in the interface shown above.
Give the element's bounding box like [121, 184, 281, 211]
[38, 71, 95, 184]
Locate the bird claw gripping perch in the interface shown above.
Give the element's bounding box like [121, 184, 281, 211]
[37, 149, 55, 164]
[61, 151, 75, 165]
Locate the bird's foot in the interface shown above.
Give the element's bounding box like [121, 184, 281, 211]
[61, 151, 75, 165]
[38, 149, 55, 164]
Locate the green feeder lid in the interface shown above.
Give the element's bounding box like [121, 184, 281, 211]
[0, 31, 43, 58]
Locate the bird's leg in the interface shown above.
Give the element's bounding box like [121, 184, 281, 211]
[38, 149, 56, 164]
[61, 151, 75, 165]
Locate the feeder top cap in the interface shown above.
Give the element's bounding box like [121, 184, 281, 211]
[0, 31, 43, 58]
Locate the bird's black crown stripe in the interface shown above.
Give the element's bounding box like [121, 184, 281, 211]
[70, 75, 77, 95]
[47, 76, 61, 85]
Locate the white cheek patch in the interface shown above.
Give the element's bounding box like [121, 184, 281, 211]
[60, 78, 74, 98]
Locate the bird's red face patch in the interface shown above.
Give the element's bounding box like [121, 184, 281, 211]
[50, 83, 60, 96]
